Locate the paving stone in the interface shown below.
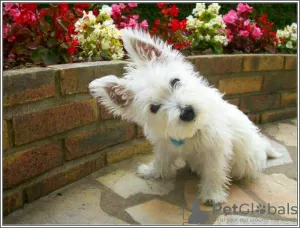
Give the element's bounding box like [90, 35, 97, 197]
[245, 173, 297, 219]
[265, 137, 292, 168]
[3, 180, 127, 225]
[126, 199, 184, 224]
[262, 122, 297, 147]
[96, 168, 174, 199]
[291, 118, 297, 126]
[214, 215, 296, 225]
[184, 180, 258, 212]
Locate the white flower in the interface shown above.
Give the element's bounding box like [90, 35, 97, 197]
[207, 3, 220, 14]
[205, 34, 211, 41]
[99, 5, 112, 16]
[193, 3, 206, 17]
[286, 41, 293, 49]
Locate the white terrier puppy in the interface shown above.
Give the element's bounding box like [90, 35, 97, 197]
[89, 29, 281, 205]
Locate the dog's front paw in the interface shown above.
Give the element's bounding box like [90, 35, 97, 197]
[136, 163, 177, 180]
[136, 164, 159, 179]
[199, 189, 228, 206]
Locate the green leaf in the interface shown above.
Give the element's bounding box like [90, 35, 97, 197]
[60, 43, 68, 49]
[61, 52, 69, 63]
[31, 49, 42, 64]
[42, 50, 59, 65]
[40, 21, 51, 33]
[47, 38, 59, 47]
[212, 45, 223, 54]
[56, 18, 67, 31]
[86, 26, 95, 36]
[14, 45, 26, 54]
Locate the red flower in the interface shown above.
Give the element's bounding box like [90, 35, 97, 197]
[39, 9, 47, 18]
[71, 39, 79, 46]
[154, 19, 160, 25]
[68, 25, 75, 34]
[170, 19, 181, 32]
[22, 4, 37, 11]
[161, 8, 169, 16]
[157, 3, 168, 9]
[67, 46, 77, 55]
[169, 4, 178, 17]
[59, 3, 68, 14]
[74, 3, 89, 9]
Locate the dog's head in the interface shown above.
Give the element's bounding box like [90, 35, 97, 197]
[89, 29, 222, 141]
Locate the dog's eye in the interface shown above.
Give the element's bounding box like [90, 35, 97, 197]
[170, 78, 180, 88]
[150, 104, 161, 114]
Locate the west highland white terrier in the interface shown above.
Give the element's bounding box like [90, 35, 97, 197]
[89, 29, 281, 205]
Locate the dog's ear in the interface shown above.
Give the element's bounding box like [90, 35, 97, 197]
[89, 75, 133, 117]
[122, 28, 170, 65]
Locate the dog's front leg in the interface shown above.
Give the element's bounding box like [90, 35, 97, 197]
[137, 142, 177, 180]
[198, 145, 231, 205]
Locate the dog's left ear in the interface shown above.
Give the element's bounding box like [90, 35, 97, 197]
[122, 28, 171, 65]
[89, 75, 133, 117]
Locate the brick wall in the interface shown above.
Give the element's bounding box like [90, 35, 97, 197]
[2, 54, 297, 215]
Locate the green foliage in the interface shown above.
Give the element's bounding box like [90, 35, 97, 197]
[134, 3, 297, 30]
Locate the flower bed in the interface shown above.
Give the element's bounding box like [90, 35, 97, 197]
[3, 3, 297, 69]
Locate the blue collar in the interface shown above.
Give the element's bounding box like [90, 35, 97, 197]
[170, 137, 185, 147]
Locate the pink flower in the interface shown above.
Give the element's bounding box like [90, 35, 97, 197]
[128, 3, 137, 8]
[4, 3, 14, 12]
[3, 24, 10, 39]
[9, 8, 21, 20]
[223, 10, 237, 25]
[8, 53, 15, 60]
[244, 19, 250, 26]
[131, 14, 139, 20]
[139, 20, 148, 29]
[237, 3, 253, 14]
[128, 18, 138, 28]
[111, 4, 121, 17]
[239, 30, 249, 37]
[119, 3, 126, 10]
[252, 26, 262, 38]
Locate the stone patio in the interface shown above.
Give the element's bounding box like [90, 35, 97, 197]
[3, 118, 297, 225]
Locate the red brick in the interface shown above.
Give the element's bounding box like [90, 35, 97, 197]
[3, 120, 9, 149]
[188, 55, 243, 74]
[136, 125, 144, 138]
[240, 94, 280, 112]
[65, 121, 135, 160]
[261, 108, 297, 124]
[3, 190, 23, 216]
[13, 99, 98, 145]
[281, 92, 297, 108]
[219, 76, 263, 95]
[107, 139, 152, 164]
[25, 155, 105, 202]
[3, 68, 56, 107]
[100, 104, 115, 120]
[226, 98, 240, 107]
[3, 142, 63, 189]
[263, 71, 297, 92]
[285, 55, 297, 69]
[49, 61, 125, 95]
[243, 55, 284, 71]
[247, 114, 260, 124]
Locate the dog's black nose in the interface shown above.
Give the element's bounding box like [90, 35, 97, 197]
[180, 106, 195, 122]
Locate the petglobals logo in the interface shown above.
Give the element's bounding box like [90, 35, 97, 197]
[212, 203, 298, 216]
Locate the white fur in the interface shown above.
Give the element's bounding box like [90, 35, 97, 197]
[89, 28, 282, 205]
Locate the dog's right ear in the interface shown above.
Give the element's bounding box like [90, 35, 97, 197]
[122, 28, 172, 65]
[89, 75, 133, 117]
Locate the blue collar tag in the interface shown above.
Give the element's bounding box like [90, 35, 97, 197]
[170, 137, 185, 147]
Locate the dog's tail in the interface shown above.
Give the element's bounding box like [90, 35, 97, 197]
[266, 147, 282, 159]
